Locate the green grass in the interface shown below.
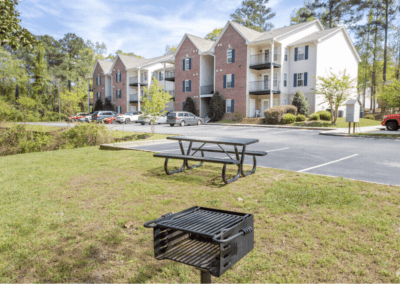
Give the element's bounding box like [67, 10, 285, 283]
[216, 119, 237, 124]
[351, 132, 400, 138]
[1, 122, 66, 133]
[1, 148, 400, 282]
[293, 117, 382, 128]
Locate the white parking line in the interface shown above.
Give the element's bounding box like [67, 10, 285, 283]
[266, 147, 289, 152]
[268, 129, 304, 134]
[298, 154, 359, 173]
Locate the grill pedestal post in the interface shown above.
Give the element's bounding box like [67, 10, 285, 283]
[200, 270, 211, 284]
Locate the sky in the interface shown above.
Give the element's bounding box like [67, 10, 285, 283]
[19, 0, 313, 59]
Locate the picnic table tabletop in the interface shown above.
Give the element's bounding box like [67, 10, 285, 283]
[167, 136, 259, 146]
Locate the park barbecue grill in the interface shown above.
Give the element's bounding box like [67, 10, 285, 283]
[144, 206, 254, 282]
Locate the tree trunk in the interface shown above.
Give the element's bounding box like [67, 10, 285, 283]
[383, 0, 388, 83]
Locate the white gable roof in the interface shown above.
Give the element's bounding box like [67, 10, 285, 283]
[173, 33, 215, 59]
[89, 59, 113, 78]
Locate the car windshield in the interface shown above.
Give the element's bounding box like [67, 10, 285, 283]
[168, 113, 176, 117]
[124, 112, 132, 115]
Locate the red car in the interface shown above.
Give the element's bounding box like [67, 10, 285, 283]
[66, 113, 89, 122]
[101, 116, 118, 124]
[382, 114, 400, 131]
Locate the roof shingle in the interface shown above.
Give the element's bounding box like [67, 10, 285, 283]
[186, 34, 215, 53]
[98, 60, 113, 74]
[288, 27, 342, 46]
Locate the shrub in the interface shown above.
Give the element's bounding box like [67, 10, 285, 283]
[296, 114, 306, 122]
[60, 124, 113, 148]
[317, 110, 331, 121]
[281, 113, 296, 124]
[365, 115, 375, 120]
[209, 92, 224, 122]
[292, 91, 309, 115]
[264, 105, 297, 124]
[94, 99, 103, 112]
[284, 105, 297, 115]
[309, 113, 320, 120]
[183, 97, 196, 115]
[103, 97, 114, 111]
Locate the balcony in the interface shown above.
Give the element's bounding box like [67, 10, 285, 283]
[249, 80, 280, 95]
[166, 90, 175, 100]
[165, 71, 175, 81]
[129, 94, 143, 103]
[250, 53, 281, 70]
[201, 85, 214, 95]
[129, 76, 148, 86]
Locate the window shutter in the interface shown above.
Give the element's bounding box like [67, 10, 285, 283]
[232, 99, 235, 113]
[223, 75, 226, 88]
[295, 47, 298, 61]
[304, 72, 308, 86]
[232, 49, 235, 63]
[305, 45, 309, 60]
[183, 59, 185, 71]
[188, 80, 191, 92]
[182, 81, 185, 92]
[189, 58, 191, 70]
[223, 100, 226, 113]
[294, 74, 297, 87]
[116, 89, 118, 98]
[231, 74, 235, 88]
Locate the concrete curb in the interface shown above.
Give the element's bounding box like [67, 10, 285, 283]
[319, 132, 400, 140]
[100, 139, 175, 151]
[205, 123, 336, 131]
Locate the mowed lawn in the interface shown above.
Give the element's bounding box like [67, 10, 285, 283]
[1, 147, 400, 283]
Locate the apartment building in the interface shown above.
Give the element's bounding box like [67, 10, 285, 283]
[90, 60, 113, 109]
[172, 19, 361, 118]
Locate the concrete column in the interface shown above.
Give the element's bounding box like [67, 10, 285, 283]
[163, 63, 166, 93]
[270, 41, 274, 109]
[138, 68, 141, 111]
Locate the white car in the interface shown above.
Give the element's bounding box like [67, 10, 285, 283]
[155, 115, 167, 124]
[116, 111, 142, 124]
[78, 114, 93, 122]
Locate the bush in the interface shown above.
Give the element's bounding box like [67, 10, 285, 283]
[264, 105, 297, 124]
[183, 97, 196, 115]
[292, 91, 309, 115]
[94, 99, 103, 112]
[284, 105, 297, 115]
[317, 110, 331, 121]
[281, 113, 296, 124]
[60, 123, 113, 148]
[309, 113, 320, 121]
[296, 114, 306, 122]
[209, 92, 224, 122]
[103, 97, 114, 111]
[365, 115, 375, 120]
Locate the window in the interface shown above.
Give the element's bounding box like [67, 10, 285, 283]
[264, 49, 270, 62]
[283, 98, 287, 105]
[97, 92, 101, 99]
[284, 73, 287, 87]
[159, 72, 163, 81]
[141, 72, 147, 82]
[184, 113, 189, 117]
[178, 113, 183, 117]
[274, 48, 278, 61]
[226, 99, 232, 113]
[285, 48, 288, 61]
[227, 49, 232, 63]
[116, 89, 121, 99]
[226, 74, 232, 88]
[116, 72, 122, 82]
[263, 75, 269, 90]
[96, 76, 101, 85]
[185, 58, 190, 70]
[116, 106, 122, 114]
[185, 80, 190, 92]
[298, 46, 305, 60]
[273, 72, 278, 87]
[297, 73, 304, 87]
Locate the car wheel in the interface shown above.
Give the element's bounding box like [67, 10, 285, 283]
[141, 122, 145, 125]
[170, 124, 174, 127]
[180, 120, 185, 127]
[197, 120, 202, 126]
[125, 119, 130, 124]
[386, 121, 398, 131]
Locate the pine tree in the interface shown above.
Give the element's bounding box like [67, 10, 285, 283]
[103, 97, 113, 111]
[292, 90, 309, 115]
[231, 0, 276, 32]
[209, 92, 225, 122]
[31, 45, 50, 103]
[183, 97, 196, 115]
[94, 98, 103, 112]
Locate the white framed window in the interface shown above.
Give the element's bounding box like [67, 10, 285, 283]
[284, 73, 287, 87]
[97, 92, 101, 99]
[97, 76, 101, 85]
[298, 46, 305, 61]
[284, 48, 288, 61]
[159, 72, 163, 81]
[116, 106, 122, 113]
[274, 48, 278, 61]
[227, 49, 233, 63]
[283, 98, 287, 105]
[297, 73, 304, 87]
[116, 89, 121, 99]
[226, 74, 232, 88]
[185, 58, 190, 71]
[141, 72, 147, 82]
[263, 74, 269, 90]
[226, 99, 232, 113]
[264, 49, 270, 62]
[273, 72, 278, 87]
[185, 80, 190, 92]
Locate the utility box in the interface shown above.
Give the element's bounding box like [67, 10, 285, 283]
[346, 99, 360, 123]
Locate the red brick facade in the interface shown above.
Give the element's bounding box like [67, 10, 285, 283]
[174, 37, 201, 115]
[92, 62, 106, 107]
[215, 24, 248, 119]
[112, 57, 128, 113]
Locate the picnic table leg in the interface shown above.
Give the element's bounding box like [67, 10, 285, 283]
[240, 146, 257, 177]
[222, 163, 241, 184]
[164, 158, 185, 175]
[185, 141, 204, 170]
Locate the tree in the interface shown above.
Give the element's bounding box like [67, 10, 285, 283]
[231, 0, 276, 32]
[292, 90, 309, 115]
[205, 28, 223, 41]
[94, 98, 103, 112]
[18, 96, 36, 122]
[0, 0, 37, 49]
[291, 5, 315, 25]
[15, 84, 19, 101]
[209, 92, 225, 122]
[103, 97, 113, 111]
[378, 80, 400, 109]
[183, 97, 196, 115]
[165, 45, 177, 55]
[116, 50, 143, 58]
[314, 70, 357, 124]
[142, 78, 172, 134]
[381, 0, 398, 83]
[31, 45, 50, 102]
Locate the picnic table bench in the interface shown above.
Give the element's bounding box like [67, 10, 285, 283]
[153, 136, 267, 184]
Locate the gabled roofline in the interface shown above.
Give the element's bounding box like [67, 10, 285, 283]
[273, 19, 324, 40]
[287, 27, 342, 47]
[172, 33, 204, 60]
[90, 60, 101, 79]
[210, 21, 250, 52]
[110, 54, 124, 72]
[339, 26, 362, 63]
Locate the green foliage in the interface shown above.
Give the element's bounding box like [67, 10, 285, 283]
[61, 124, 112, 148]
[292, 90, 309, 115]
[209, 92, 225, 122]
[31, 45, 50, 102]
[281, 113, 296, 124]
[309, 113, 320, 120]
[103, 97, 113, 111]
[164, 45, 177, 55]
[183, 97, 196, 115]
[264, 105, 297, 124]
[290, 2, 315, 25]
[316, 110, 332, 121]
[296, 114, 306, 121]
[93, 99, 103, 112]
[365, 114, 375, 120]
[378, 80, 400, 109]
[230, 0, 276, 31]
[205, 28, 223, 41]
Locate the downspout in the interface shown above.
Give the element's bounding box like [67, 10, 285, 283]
[138, 67, 141, 111]
[314, 40, 318, 113]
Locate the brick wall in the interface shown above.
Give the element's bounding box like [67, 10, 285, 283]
[215, 24, 247, 119]
[112, 57, 128, 113]
[92, 63, 105, 107]
[174, 37, 200, 115]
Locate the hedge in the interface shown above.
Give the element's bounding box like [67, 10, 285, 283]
[281, 113, 296, 124]
[264, 105, 297, 124]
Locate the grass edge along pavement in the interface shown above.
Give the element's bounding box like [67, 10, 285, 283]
[1, 147, 400, 283]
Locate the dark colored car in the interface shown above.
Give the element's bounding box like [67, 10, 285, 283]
[382, 114, 400, 131]
[167, 111, 203, 127]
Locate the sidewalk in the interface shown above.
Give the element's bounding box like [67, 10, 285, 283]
[205, 122, 335, 131]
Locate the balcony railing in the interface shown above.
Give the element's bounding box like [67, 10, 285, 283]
[165, 71, 175, 81]
[200, 85, 214, 95]
[129, 76, 148, 85]
[129, 94, 143, 103]
[250, 53, 281, 70]
[249, 80, 280, 95]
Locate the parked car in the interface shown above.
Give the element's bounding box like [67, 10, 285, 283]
[66, 112, 89, 122]
[101, 115, 118, 124]
[382, 114, 400, 131]
[92, 111, 118, 123]
[116, 111, 143, 124]
[167, 111, 203, 127]
[155, 115, 167, 125]
[137, 115, 154, 125]
[78, 111, 98, 123]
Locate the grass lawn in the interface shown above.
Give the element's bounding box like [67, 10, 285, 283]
[351, 132, 400, 138]
[293, 117, 382, 128]
[1, 122, 66, 133]
[1, 148, 400, 283]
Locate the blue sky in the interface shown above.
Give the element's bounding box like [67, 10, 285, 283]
[19, 0, 311, 58]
